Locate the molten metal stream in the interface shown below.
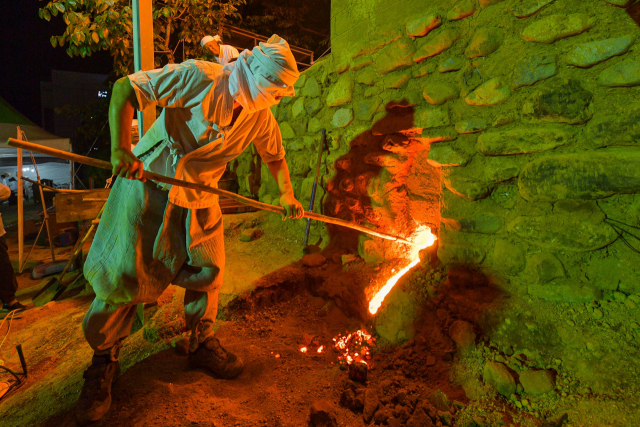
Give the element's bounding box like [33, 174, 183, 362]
[368, 226, 437, 315]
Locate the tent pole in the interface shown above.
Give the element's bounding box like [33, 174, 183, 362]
[70, 141, 74, 190]
[32, 157, 56, 263]
[16, 128, 24, 273]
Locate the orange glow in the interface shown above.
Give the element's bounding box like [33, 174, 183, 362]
[300, 347, 307, 353]
[333, 330, 373, 365]
[317, 345, 324, 353]
[368, 225, 436, 315]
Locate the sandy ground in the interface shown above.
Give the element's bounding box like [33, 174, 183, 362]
[1, 210, 346, 426]
[2, 205, 639, 427]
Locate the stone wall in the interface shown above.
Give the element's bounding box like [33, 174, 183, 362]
[229, 0, 640, 396]
[235, 0, 640, 292]
[236, 0, 640, 293]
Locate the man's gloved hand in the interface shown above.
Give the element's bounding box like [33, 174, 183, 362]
[279, 191, 304, 220]
[111, 148, 146, 181]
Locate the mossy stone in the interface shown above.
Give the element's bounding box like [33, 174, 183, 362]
[459, 213, 502, 234]
[567, 35, 634, 68]
[526, 253, 565, 284]
[364, 85, 384, 98]
[447, 0, 476, 20]
[304, 98, 322, 117]
[326, 73, 355, 107]
[413, 29, 459, 63]
[522, 14, 594, 44]
[518, 150, 640, 202]
[302, 77, 322, 98]
[384, 70, 411, 89]
[374, 37, 416, 74]
[598, 59, 640, 87]
[308, 117, 323, 133]
[483, 362, 516, 397]
[523, 79, 593, 124]
[477, 126, 574, 155]
[427, 145, 469, 167]
[292, 98, 305, 119]
[351, 55, 372, 72]
[492, 239, 526, 276]
[357, 67, 378, 86]
[465, 28, 504, 59]
[415, 105, 450, 128]
[331, 108, 354, 128]
[406, 12, 442, 39]
[279, 122, 296, 139]
[511, 0, 554, 18]
[439, 57, 465, 73]
[465, 77, 511, 106]
[455, 119, 486, 134]
[512, 55, 557, 89]
[354, 98, 381, 121]
[423, 83, 459, 105]
[437, 243, 486, 265]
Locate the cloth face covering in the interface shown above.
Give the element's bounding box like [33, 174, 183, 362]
[227, 35, 300, 114]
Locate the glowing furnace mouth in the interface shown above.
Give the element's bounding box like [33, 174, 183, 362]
[368, 225, 437, 315]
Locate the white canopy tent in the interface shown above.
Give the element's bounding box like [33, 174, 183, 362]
[0, 96, 72, 188]
[1, 95, 72, 271]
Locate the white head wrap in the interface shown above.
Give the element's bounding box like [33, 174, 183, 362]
[227, 34, 300, 113]
[200, 34, 221, 47]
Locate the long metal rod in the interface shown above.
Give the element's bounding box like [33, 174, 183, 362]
[304, 129, 326, 247]
[56, 203, 106, 284]
[6, 138, 417, 246]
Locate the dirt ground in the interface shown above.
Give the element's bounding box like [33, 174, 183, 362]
[1, 207, 639, 427]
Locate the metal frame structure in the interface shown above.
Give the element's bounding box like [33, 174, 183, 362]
[220, 25, 315, 69]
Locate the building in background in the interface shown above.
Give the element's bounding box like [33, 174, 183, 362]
[40, 70, 110, 140]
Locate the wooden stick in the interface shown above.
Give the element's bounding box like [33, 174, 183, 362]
[21, 176, 78, 193]
[6, 138, 417, 246]
[16, 131, 24, 273]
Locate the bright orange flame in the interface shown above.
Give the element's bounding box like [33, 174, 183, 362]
[300, 347, 307, 353]
[368, 225, 436, 315]
[317, 345, 324, 353]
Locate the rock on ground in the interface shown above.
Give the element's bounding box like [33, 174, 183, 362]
[302, 254, 327, 267]
[519, 369, 556, 395]
[483, 361, 516, 397]
[309, 400, 338, 427]
[449, 320, 476, 355]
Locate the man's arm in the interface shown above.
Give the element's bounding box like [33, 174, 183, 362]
[109, 77, 145, 181]
[267, 158, 304, 220]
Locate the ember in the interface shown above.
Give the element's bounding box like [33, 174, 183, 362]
[333, 330, 374, 366]
[300, 347, 307, 353]
[368, 225, 436, 315]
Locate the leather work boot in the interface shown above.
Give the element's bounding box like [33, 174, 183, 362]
[188, 336, 244, 379]
[75, 356, 120, 426]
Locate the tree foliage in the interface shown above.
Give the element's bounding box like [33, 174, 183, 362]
[39, 0, 245, 76]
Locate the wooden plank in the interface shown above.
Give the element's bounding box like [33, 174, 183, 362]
[54, 189, 110, 223]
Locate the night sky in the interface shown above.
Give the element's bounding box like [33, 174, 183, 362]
[0, 2, 112, 127]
